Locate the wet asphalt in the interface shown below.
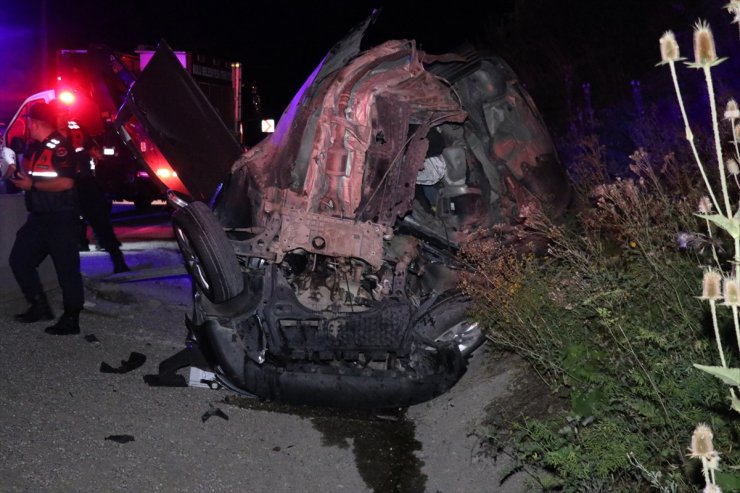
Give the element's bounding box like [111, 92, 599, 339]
[0, 205, 540, 493]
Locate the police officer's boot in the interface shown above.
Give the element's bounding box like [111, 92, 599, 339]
[110, 249, 130, 274]
[14, 293, 55, 323]
[44, 310, 81, 336]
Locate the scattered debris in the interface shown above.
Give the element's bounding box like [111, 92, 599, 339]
[201, 405, 228, 423]
[143, 347, 192, 387]
[374, 412, 402, 422]
[84, 334, 101, 345]
[143, 373, 187, 387]
[188, 367, 220, 389]
[100, 352, 146, 374]
[105, 434, 135, 444]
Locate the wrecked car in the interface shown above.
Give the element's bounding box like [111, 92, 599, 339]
[115, 13, 570, 408]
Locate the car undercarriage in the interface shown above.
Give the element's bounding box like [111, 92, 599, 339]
[117, 13, 570, 408]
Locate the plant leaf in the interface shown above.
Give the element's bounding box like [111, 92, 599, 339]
[716, 470, 740, 491]
[696, 214, 740, 239]
[693, 364, 740, 386]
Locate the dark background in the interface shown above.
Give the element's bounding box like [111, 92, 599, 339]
[1, 0, 737, 137]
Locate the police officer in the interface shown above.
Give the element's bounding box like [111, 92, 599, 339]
[67, 120, 129, 273]
[9, 102, 84, 335]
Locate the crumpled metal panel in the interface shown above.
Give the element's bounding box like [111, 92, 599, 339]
[300, 40, 466, 220]
[221, 39, 467, 235]
[277, 209, 390, 269]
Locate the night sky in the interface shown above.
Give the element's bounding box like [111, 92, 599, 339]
[1, 0, 737, 132]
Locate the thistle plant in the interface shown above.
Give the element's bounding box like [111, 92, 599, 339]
[728, 0, 740, 39]
[658, 30, 722, 215]
[699, 269, 730, 370]
[688, 424, 722, 493]
[698, 196, 722, 269]
[659, 17, 740, 414]
[726, 99, 740, 165]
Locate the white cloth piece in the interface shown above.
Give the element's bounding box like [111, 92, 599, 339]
[416, 155, 446, 185]
[0, 145, 16, 176]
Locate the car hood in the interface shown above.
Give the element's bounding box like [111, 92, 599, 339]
[113, 13, 379, 205]
[114, 41, 243, 203]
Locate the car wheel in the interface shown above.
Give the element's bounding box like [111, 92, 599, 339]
[172, 201, 244, 303]
[414, 294, 485, 358]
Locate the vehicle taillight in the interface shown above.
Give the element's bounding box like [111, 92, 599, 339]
[155, 168, 178, 179]
[58, 90, 75, 105]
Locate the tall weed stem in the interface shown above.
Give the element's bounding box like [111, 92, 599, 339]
[667, 61, 723, 214]
[702, 66, 732, 220]
[709, 299, 728, 367]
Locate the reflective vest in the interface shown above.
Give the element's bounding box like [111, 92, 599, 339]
[24, 131, 78, 213]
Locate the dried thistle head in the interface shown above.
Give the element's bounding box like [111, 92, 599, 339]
[703, 485, 722, 493]
[698, 195, 714, 214]
[690, 20, 722, 68]
[659, 30, 681, 64]
[700, 269, 723, 301]
[728, 0, 740, 22]
[689, 423, 715, 459]
[727, 158, 740, 176]
[726, 99, 740, 120]
[722, 276, 740, 305]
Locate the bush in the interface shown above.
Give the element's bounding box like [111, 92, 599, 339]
[463, 6, 740, 490]
[462, 137, 739, 490]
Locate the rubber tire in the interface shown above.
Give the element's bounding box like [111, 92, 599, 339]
[172, 201, 244, 303]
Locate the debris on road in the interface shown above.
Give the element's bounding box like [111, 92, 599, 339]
[104, 434, 135, 444]
[100, 352, 146, 374]
[201, 405, 228, 423]
[84, 334, 101, 346]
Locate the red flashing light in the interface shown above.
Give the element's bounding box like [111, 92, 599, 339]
[58, 90, 75, 105]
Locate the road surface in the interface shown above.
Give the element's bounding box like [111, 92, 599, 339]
[0, 203, 543, 492]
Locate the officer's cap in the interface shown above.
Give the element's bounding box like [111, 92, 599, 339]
[27, 102, 58, 126]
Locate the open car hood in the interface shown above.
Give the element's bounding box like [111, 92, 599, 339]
[114, 41, 242, 203]
[113, 13, 379, 204]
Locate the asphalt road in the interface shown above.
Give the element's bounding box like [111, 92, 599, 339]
[0, 203, 541, 493]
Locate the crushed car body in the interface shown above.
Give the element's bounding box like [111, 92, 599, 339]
[115, 13, 570, 408]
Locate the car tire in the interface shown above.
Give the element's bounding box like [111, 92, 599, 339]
[414, 294, 485, 358]
[172, 201, 244, 303]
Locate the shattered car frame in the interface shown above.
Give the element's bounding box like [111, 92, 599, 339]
[116, 13, 570, 408]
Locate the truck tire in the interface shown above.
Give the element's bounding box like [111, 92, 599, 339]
[172, 201, 244, 303]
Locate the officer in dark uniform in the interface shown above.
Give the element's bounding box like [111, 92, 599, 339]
[9, 102, 84, 335]
[66, 120, 129, 273]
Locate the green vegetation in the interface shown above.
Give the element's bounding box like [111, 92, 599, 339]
[462, 5, 740, 491]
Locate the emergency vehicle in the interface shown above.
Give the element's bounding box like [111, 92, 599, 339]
[3, 45, 247, 209]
